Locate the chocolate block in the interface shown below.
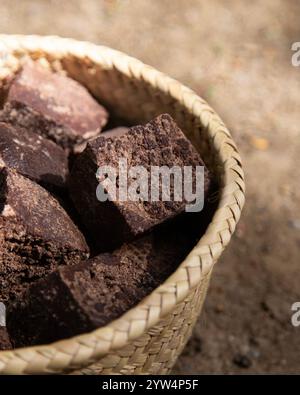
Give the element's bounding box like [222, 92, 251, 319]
[0, 121, 68, 191]
[0, 168, 89, 302]
[7, 217, 196, 346]
[0, 327, 12, 350]
[1, 61, 108, 150]
[69, 114, 211, 250]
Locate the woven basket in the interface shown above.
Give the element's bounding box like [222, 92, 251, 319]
[0, 35, 245, 375]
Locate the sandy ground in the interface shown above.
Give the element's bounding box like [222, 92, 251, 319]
[0, 0, 299, 373]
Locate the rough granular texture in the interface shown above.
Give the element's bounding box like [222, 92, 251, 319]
[0, 61, 108, 150]
[0, 327, 12, 350]
[0, 121, 68, 191]
[0, 168, 89, 302]
[7, 215, 199, 347]
[69, 114, 211, 251]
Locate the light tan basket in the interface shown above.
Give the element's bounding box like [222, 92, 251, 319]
[0, 35, 245, 375]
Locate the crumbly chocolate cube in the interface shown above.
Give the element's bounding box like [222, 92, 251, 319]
[7, 219, 195, 346]
[0, 121, 68, 191]
[1, 61, 108, 150]
[0, 168, 89, 302]
[69, 114, 211, 250]
[0, 327, 12, 350]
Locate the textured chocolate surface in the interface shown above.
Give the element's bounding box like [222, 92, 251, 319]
[1, 62, 108, 149]
[7, 212, 203, 347]
[0, 327, 12, 350]
[0, 168, 89, 302]
[69, 114, 211, 251]
[0, 121, 68, 191]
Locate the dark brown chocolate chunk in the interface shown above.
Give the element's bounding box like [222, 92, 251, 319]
[0, 167, 89, 302]
[1, 61, 108, 150]
[7, 217, 196, 347]
[0, 327, 12, 350]
[69, 114, 211, 251]
[0, 121, 68, 191]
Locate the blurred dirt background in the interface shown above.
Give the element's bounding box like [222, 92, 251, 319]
[0, 0, 299, 373]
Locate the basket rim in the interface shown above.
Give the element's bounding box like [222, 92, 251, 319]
[0, 34, 245, 374]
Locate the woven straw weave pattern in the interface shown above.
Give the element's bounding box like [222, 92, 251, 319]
[0, 35, 245, 375]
